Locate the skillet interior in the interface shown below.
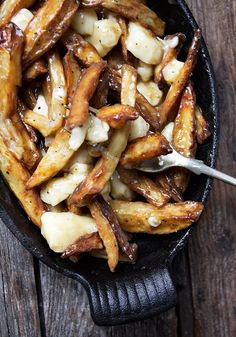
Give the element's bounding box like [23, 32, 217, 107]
[0, 0, 219, 326]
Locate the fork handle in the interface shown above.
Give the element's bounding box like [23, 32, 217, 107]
[184, 158, 236, 186]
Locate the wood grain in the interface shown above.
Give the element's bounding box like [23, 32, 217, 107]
[0, 221, 41, 337]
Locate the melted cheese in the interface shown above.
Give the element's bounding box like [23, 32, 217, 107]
[11, 8, 33, 31]
[86, 113, 109, 144]
[129, 116, 150, 141]
[71, 8, 98, 36]
[162, 58, 184, 85]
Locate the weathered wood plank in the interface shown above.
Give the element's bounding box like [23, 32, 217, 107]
[182, 1, 236, 337]
[39, 262, 177, 337]
[0, 220, 42, 337]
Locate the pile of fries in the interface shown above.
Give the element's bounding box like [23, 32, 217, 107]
[0, 0, 211, 271]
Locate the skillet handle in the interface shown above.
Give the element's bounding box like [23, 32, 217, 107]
[86, 267, 177, 326]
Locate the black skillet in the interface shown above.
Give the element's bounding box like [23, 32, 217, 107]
[0, 0, 219, 326]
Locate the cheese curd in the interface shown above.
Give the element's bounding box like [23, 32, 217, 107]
[137, 81, 163, 106]
[126, 22, 163, 65]
[111, 171, 135, 201]
[86, 113, 110, 144]
[71, 8, 98, 36]
[148, 216, 161, 228]
[11, 8, 33, 31]
[69, 124, 88, 151]
[41, 212, 97, 253]
[162, 58, 184, 85]
[33, 94, 49, 117]
[86, 19, 122, 57]
[161, 122, 174, 143]
[40, 163, 92, 206]
[129, 116, 150, 141]
[137, 61, 153, 82]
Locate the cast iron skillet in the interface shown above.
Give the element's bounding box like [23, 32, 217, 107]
[0, 0, 219, 326]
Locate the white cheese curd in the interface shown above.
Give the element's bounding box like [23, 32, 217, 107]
[69, 124, 88, 151]
[161, 122, 174, 143]
[86, 113, 109, 144]
[33, 94, 49, 117]
[137, 81, 163, 106]
[64, 147, 93, 171]
[44, 136, 54, 148]
[11, 8, 33, 31]
[137, 61, 153, 82]
[40, 163, 92, 206]
[129, 116, 150, 141]
[71, 8, 98, 36]
[126, 22, 163, 65]
[86, 19, 122, 57]
[41, 212, 97, 253]
[162, 58, 184, 85]
[148, 216, 161, 228]
[111, 171, 135, 201]
[158, 35, 179, 57]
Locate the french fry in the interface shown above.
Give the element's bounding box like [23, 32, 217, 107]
[0, 0, 35, 28]
[90, 69, 109, 109]
[63, 51, 81, 105]
[195, 105, 211, 144]
[17, 100, 38, 143]
[158, 30, 201, 129]
[61, 232, 103, 259]
[0, 134, 45, 227]
[108, 67, 160, 130]
[61, 28, 102, 67]
[0, 23, 24, 118]
[91, 249, 132, 263]
[121, 64, 137, 107]
[42, 74, 52, 110]
[118, 17, 128, 62]
[89, 200, 119, 272]
[154, 33, 186, 87]
[82, 0, 165, 36]
[118, 166, 170, 208]
[120, 132, 172, 167]
[23, 109, 52, 137]
[156, 172, 183, 202]
[96, 104, 139, 129]
[23, 58, 47, 82]
[27, 129, 75, 188]
[97, 195, 138, 262]
[172, 83, 196, 193]
[66, 61, 106, 129]
[23, 0, 79, 66]
[110, 200, 204, 234]
[21, 85, 37, 109]
[47, 50, 67, 134]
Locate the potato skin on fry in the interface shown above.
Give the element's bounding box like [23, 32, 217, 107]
[23, 0, 79, 66]
[61, 232, 103, 259]
[0, 135, 45, 227]
[195, 106, 211, 144]
[82, 0, 165, 36]
[97, 104, 139, 129]
[120, 132, 172, 166]
[61, 28, 102, 67]
[0, 0, 35, 28]
[23, 58, 47, 82]
[66, 61, 106, 129]
[63, 51, 81, 105]
[159, 29, 201, 129]
[110, 200, 204, 234]
[89, 201, 119, 272]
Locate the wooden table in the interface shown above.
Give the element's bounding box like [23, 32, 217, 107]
[0, 1, 235, 336]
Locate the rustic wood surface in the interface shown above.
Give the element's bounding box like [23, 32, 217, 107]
[0, 0, 235, 336]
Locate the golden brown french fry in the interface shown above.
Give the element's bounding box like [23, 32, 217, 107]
[172, 83, 196, 193]
[91, 249, 132, 263]
[11, 111, 40, 170]
[158, 30, 201, 128]
[0, 23, 23, 118]
[110, 200, 204, 234]
[97, 195, 138, 262]
[90, 69, 109, 109]
[118, 166, 170, 208]
[156, 172, 183, 203]
[68, 125, 130, 206]
[97, 104, 139, 128]
[47, 50, 67, 134]
[61, 28, 102, 67]
[108, 67, 160, 130]
[23, 109, 52, 137]
[63, 51, 81, 105]
[42, 74, 52, 110]
[120, 132, 172, 167]
[195, 105, 211, 144]
[17, 99, 38, 143]
[23, 58, 47, 82]
[89, 201, 119, 272]
[118, 17, 128, 62]
[23, 0, 79, 66]
[61, 232, 103, 259]
[154, 33, 186, 87]
[27, 129, 74, 188]
[0, 0, 35, 28]
[121, 64, 137, 107]
[66, 61, 106, 129]
[82, 0, 165, 36]
[0, 134, 45, 227]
